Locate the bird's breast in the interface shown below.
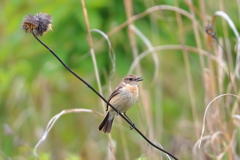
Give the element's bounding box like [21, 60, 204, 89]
[110, 84, 139, 113]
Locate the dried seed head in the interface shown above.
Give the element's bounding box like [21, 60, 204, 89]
[22, 15, 39, 33]
[205, 23, 216, 46]
[205, 23, 216, 38]
[22, 13, 52, 36]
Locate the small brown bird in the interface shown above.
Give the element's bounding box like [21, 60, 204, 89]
[98, 74, 143, 133]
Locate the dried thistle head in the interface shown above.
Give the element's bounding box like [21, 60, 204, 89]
[22, 13, 52, 36]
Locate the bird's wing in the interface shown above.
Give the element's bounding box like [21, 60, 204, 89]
[106, 85, 123, 111]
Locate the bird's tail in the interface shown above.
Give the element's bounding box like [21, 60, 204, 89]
[98, 112, 114, 133]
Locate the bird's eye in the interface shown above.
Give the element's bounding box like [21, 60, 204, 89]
[129, 78, 133, 81]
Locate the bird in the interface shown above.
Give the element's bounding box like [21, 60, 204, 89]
[98, 74, 143, 133]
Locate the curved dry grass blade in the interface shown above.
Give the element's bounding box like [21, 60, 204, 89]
[232, 114, 240, 120]
[108, 5, 203, 37]
[128, 45, 227, 74]
[129, 25, 159, 85]
[90, 29, 116, 86]
[198, 94, 240, 148]
[193, 135, 211, 158]
[212, 11, 240, 38]
[211, 11, 240, 78]
[210, 131, 226, 156]
[210, 131, 224, 145]
[212, 131, 235, 160]
[232, 114, 240, 127]
[157, 143, 171, 160]
[33, 108, 103, 159]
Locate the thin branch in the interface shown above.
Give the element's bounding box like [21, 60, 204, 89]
[32, 32, 178, 160]
[34, 108, 103, 159]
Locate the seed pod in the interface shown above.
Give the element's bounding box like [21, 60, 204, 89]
[22, 13, 52, 36]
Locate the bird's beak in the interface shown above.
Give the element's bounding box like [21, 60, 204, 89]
[136, 77, 143, 81]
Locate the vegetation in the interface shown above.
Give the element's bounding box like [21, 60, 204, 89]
[1, 0, 240, 159]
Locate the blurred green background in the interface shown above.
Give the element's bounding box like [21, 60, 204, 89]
[1, 0, 240, 160]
